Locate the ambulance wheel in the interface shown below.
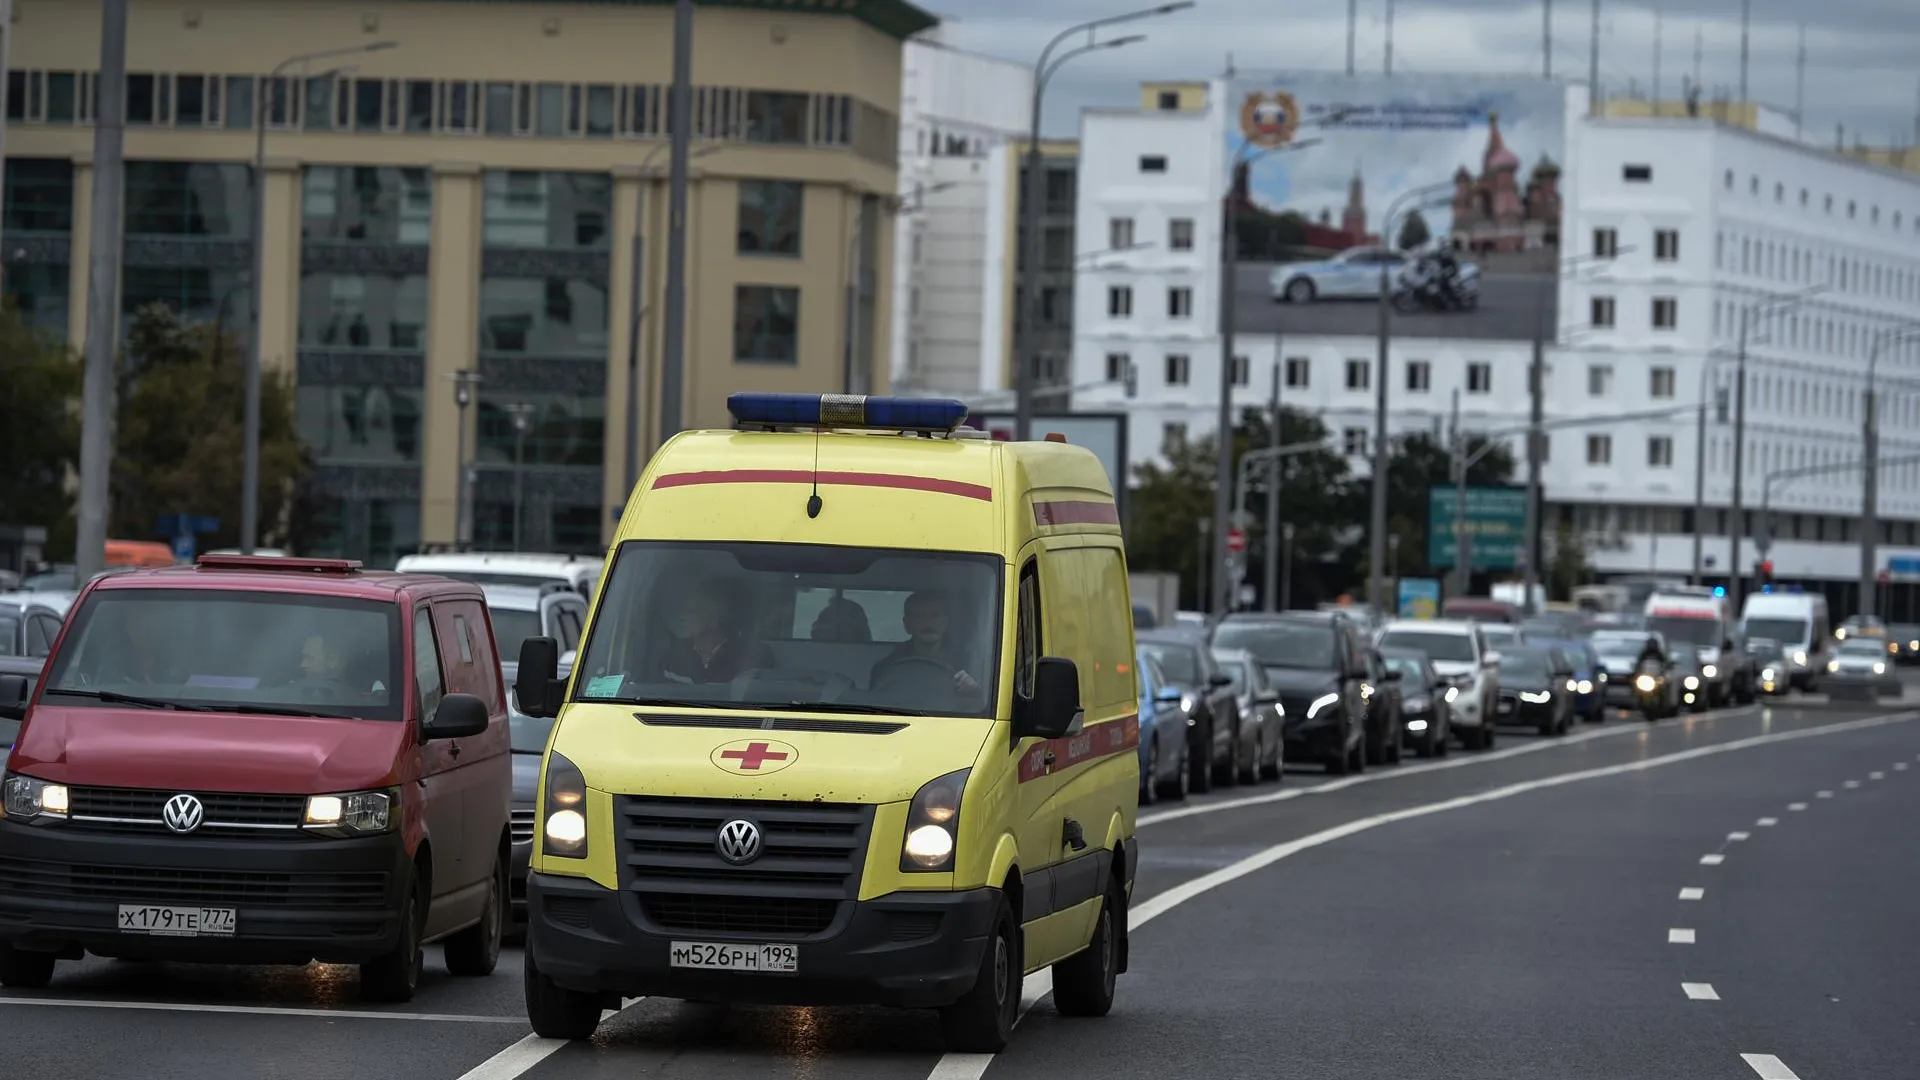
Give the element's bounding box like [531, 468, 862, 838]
[524, 949, 604, 1041]
[0, 946, 55, 989]
[940, 894, 1020, 1053]
[1053, 875, 1122, 1018]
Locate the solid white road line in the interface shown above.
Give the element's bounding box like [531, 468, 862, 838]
[1756, 817, 1778, 826]
[918, 708, 1920, 1080]
[1679, 887, 1705, 900]
[1700, 853, 1726, 865]
[1788, 802, 1808, 810]
[1728, 831, 1751, 841]
[453, 1035, 570, 1080]
[1668, 928, 1696, 944]
[1683, 982, 1721, 1000]
[1740, 1053, 1803, 1080]
[0, 996, 527, 1024]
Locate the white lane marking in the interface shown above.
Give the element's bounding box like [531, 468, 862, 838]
[454, 1035, 568, 1080]
[1136, 709, 1699, 828]
[1844, 779, 1861, 788]
[1668, 928, 1696, 944]
[1728, 831, 1751, 842]
[1788, 802, 1808, 811]
[1895, 762, 1909, 771]
[919, 708, 1920, 1080]
[1817, 790, 1834, 798]
[1683, 982, 1721, 1000]
[1870, 771, 1885, 780]
[1700, 853, 1726, 865]
[1756, 817, 1778, 826]
[1679, 887, 1705, 900]
[0, 996, 526, 1024]
[1741, 1053, 1803, 1080]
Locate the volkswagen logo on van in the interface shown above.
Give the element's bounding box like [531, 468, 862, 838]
[162, 794, 205, 835]
[714, 819, 763, 865]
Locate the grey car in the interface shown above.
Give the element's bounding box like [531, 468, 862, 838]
[1378, 646, 1452, 757]
[506, 659, 571, 938]
[1826, 637, 1902, 695]
[1210, 647, 1285, 784]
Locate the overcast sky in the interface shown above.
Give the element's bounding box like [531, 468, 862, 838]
[925, 0, 1920, 147]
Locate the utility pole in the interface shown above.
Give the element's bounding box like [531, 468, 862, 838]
[1213, 193, 1239, 616]
[1368, 254, 1391, 614]
[0, 0, 13, 289]
[1448, 389, 1468, 597]
[1652, 11, 1662, 105]
[1384, 0, 1395, 76]
[1738, 0, 1750, 103]
[1522, 331, 1545, 611]
[1794, 24, 1807, 139]
[1727, 307, 1751, 614]
[1587, 0, 1600, 116]
[1346, 0, 1357, 76]
[657, 0, 693, 443]
[1542, 0, 1552, 79]
[75, 0, 129, 583]
[1262, 359, 1283, 611]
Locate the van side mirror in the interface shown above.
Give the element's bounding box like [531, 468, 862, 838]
[516, 637, 565, 719]
[1015, 656, 1083, 740]
[422, 692, 489, 740]
[0, 674, 28, 721]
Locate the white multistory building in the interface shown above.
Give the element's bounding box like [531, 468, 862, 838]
[889, 32, 1032, 397]
[1069, 79, 1920, 601]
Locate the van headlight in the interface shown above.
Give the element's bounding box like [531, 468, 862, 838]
[1683, 676, 1700, 690]
[1306, 692, 1340, 718]
[541, 751, 589, 859]
[303, 790, 394, 834]
[901, 768, 968, 872]
[1702, 665, 1718, 678]
[1873, 662, 1886, 675]
[1, 773, 69, 821]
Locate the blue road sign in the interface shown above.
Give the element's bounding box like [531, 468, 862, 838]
[171, 534, 196, 561]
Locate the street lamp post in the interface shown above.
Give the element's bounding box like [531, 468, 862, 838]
[1725, 286, 1825, 613]
[240, 41, 397, 555]
[1859, 325, 1920, 618]
[1013, 3, 1192, 442]
[505, 402, 536, 552]
[448, 370, 482, 548]
[1262, 361, 1283, 610]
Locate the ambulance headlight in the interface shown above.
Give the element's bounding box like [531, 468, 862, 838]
[541, 751, 589, 859]
[902, 768, 969, 872]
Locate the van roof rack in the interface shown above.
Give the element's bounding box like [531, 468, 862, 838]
[196, 554, 362, 574]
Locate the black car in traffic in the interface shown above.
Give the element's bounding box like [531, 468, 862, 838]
[1137, 628, 1239, 793]
[1211, 612, 1371, 774]
[1378, 646, 1451, 757]
[1495, 646, 1575, 736]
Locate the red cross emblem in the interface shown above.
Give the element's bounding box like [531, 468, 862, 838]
[719, 741, 790, 771]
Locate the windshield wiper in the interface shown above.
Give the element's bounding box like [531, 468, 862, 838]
[191, 703, 359, 720]
[778, 701, 934, 717]
[42, 687, 183, 710]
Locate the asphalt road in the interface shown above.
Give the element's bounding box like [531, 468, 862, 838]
[1235, 262, 1558, 341]
[6, 686, 1916, 1080]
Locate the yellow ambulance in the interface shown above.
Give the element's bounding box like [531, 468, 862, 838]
[512, 392, 1140, 1052]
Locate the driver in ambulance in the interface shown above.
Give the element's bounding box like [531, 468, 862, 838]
[869, 590, 980, 694]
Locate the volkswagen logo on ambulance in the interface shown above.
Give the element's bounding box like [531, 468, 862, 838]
[714, 819, 763, 864]
[162, 793, 206, 834]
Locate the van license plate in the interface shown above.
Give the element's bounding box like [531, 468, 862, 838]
[117, 905, 237, 937]
[669, 941, 797, 973]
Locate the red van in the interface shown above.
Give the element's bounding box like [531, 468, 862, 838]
[0, 555, 511, 1002]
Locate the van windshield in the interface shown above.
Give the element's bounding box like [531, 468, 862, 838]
[572, 542, 1004, 719]
[1743, 617, 1808, 646]
[41, 588, 403, 720]
[1648, 616, 1722, 647]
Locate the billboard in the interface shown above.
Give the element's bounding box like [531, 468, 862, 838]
[1428, 484, 1526, 570]
[1226, 73, 1567, 342]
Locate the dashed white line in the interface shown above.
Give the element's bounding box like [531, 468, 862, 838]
[1683, 982, 1720, 1000]
[1728, 831, 1751, 842]
[1870, 771, 1885, 780]
[1756, 817, 1778, 827]
[1740, 1053, 1803, 1079]
[1895, 762, 1909, 771]
[1788, 802, 1808, 811]
[454, 1036, 568, 1080]
[1844, 779, 1862, 789]
[1700, 853, 1726, 865]
[1817, 790, 1835, 798]
[1679, 887, 1705, 900]
[1668, 928, 1697, 944]
[0, 997, 527, 1024]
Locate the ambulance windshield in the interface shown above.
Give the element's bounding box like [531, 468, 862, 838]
[571, 541, 1005, 719]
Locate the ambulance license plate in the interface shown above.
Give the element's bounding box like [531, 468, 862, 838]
[669, 941, 798, 973]
[117, 905, 237, 937]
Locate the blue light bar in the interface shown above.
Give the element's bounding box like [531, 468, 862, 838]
[1712, 586, 1726, 597]
[727, 392, 970, 432]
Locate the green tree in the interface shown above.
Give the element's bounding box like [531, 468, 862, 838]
[111, 304, 310, 550]
[1368, 430, 1516, 579]
[0, 305, 81, 555]
[1545, 516, 1594, 599]
[1397, 209, 1432, 250]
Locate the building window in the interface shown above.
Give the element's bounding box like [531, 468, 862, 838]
[1647, 435, 1674, 467]
[1109, 217, 1134, 250]
[1345, 358, 1369, 391]
[1586, 434, 1612, 465]
[737, 180, 804, 256]
[1650, 366, 1676, 398]
[1588, 364, 1612, 396]
[301, 165, 432, 244]
[744, 90, 808, 144]
[1167, 286, 1193, 318]
[1590, 295, 1616, 327]
[1284, 357, 1309, 388]
[1466, 362, 1492, 393]
[1164, 353, 1190, 386]
[1229, 354, 1249, 386]
[481, 170, 611, 250]
[1169, 218, 1194, 251]
[1162, 422, 1186, 451]
[477, 276, 610, 356]
[732, 285, 800, 364]
[1138, 155, 1167, 173]
[1593, 227, 1619, 258]
[1342, 427, 1369, 456]
[299, 272, 429, 351]
[1623, 164, 1652, 182]
[1107, 285, 1132, 317]
[1405, 359, 1430, 392]
[1157, 90, 1179, 110]
[124, 161, 252, 237]
[1654, 229, 1680, 262]
[1652, 296, 1678, 329]
[1105, 352, 1129, 382]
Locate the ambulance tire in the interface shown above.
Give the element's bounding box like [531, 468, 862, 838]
[940, 894, 1021, 1053]
[0, 945, 55, 989]
[524, 949, 605, 1041]
[1052, 875, 1122, 1018]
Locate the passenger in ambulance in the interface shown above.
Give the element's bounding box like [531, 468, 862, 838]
[810, 595, 873, 643]
[869, 590, 980, 694]
[649, 578, 774, 684]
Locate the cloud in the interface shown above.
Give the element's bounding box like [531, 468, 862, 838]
[925, 0, 1920, 145]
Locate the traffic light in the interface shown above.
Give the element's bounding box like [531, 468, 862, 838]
[1758, 559, 1774, 587]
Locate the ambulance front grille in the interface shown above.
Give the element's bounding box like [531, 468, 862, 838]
[614, 795, 873, 911]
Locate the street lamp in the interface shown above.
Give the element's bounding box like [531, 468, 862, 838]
[504, 402, 537, 552]
[1013, 2, 1194, 442]
[447, 370, 483, 549]
[1859, 323, 1920, 618]
[240, 40, 398, 554]
[1723, 284, 1825, 613]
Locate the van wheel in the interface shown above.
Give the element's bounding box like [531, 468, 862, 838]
[939, 893, 1020, 1053]
[1053, 875, 1123, 1017]
[445, 855, 505, 977]
[0, 946, 55, 989]
[524, 949, 604, 1040]
[361, 873, 424, 1003]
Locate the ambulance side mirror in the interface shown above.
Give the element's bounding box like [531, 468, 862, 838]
[516, 637, 566, 719]
[1016, 656, 1083, 740]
